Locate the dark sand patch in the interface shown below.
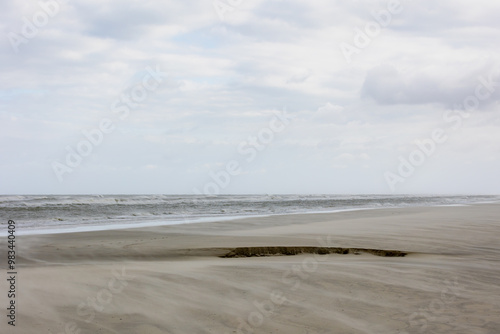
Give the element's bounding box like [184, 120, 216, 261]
[220, 246, 409, 258]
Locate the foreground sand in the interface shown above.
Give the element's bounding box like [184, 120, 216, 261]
[2, 203, 500, 333]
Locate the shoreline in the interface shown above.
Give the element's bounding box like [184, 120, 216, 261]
[15, 199, 498, 236]
[2, 203, 500, 333]
[17, 207, 373, 236]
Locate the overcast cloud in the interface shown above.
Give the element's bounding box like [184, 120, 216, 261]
[1, 0, 500, 194]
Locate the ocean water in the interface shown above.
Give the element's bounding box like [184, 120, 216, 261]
[1, 194, 498, 235]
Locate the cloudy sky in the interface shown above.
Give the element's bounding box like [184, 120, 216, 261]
[1, 0, 500, 194]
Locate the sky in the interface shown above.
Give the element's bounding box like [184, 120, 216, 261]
[1, 0, 500, 195]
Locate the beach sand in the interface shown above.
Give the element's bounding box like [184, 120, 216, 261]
[2, 203, 500, 333]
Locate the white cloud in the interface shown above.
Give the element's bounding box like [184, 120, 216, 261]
[1, 0, 500, 194]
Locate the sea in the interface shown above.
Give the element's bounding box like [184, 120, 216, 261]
[1, 194, 498, 235]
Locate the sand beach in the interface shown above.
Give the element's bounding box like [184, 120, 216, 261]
[2, 203, 500, 333]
